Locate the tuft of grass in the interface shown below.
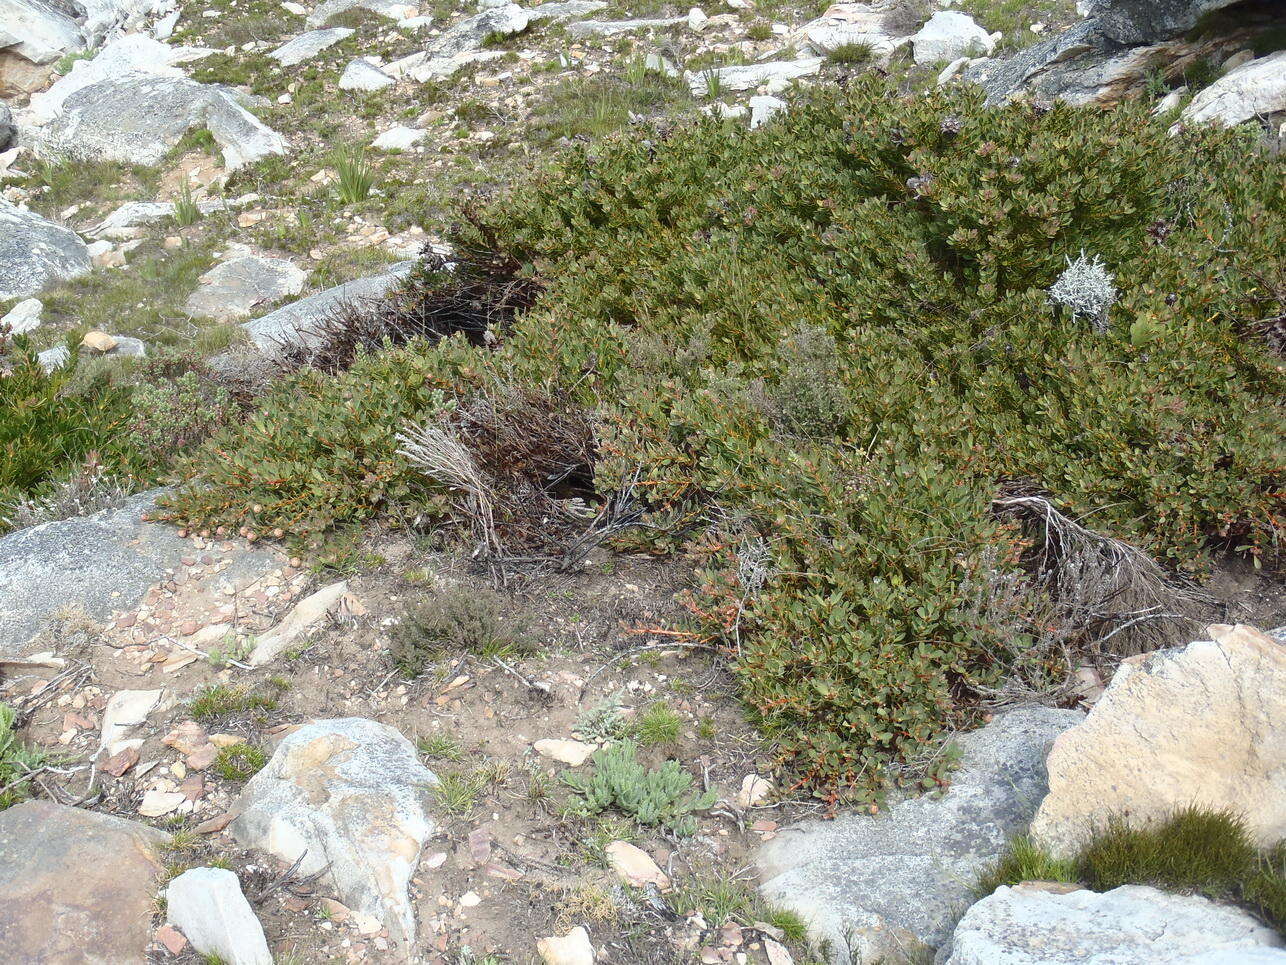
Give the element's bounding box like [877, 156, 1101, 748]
[974, 835, 1076, 896]
[0, 703, 49, 810]
[213, 743, 267, 782]
[187, 685, 279, 723]
[980, 809, 1285, 935]
[172, 182, 202, 228]
[633, 700, 682, 746]
[433, 771, 485, 816]
[333, 144, 375, 204]
[826, 42, 872, 65]
[418, 733, 464, 762]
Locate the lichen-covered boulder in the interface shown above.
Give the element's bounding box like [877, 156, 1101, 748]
[0, 198, 90, 300]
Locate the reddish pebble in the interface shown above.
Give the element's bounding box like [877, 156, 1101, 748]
[115, 613, 137, 629]
[154, 925, 187, 955]
[179, 620, 199, 636]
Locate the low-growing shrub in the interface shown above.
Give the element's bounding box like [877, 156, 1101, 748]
[0, 703, 48, 810]
[391, 583, 531, 676]
[564, 740, 717, 835]
[168, 78, 1285, 794]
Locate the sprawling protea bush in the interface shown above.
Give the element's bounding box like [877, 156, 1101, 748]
[164, 78, 1285, 796]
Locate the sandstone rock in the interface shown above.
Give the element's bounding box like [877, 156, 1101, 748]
[1179, 50, 1286, 129]
[228, 717, 438, 946]
[240, 260, 413, 357]
[911, 11, 995, 65]
[534, 738, 596, 766]
[792, 2, 913, 60]
[0, 296, 42, 334]
[306, 0, 419, 27]
[247, 580, 351, 665]
[686, 58, 823, 96]
[31, 74, 288, 171]
[526, 0, 606, 23]
[0, 0, 84, 97]
[758, 707, 1083, 964]
[371, 124, 427, 150]
[749, 95, 785, 129]
[538, 926, 596, 965]
[21, 33, 215, 126]
[339, 57, 395, 90]
[88, 198, 230, 240]
[268, 27, 353, 66]
[100, 687, 167, 756]
[185, 250, 307, 321]
[1029, 624, 1286, 858]
[606, 840, 671, 889]
[0, 800, 168, 963]
[940, 882, 1286, 963]
[166, 867, 272, 965]
[0, 490, 278, 658]
[0, 198, 91, 300]
[568, 16, 683, 37]
[80, 329, 119, 352]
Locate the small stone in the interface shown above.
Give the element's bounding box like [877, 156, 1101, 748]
[738, 773, 773, 808]
[139, 790, 187, 817]
[605, 840, 670, 889]
[155, 924, 188, 954]
[533, 738, 596, 766]
[538, 925, 595, 965]
[81, 331, 120, 353]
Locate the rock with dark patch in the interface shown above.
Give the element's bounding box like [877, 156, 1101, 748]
[0, 490, 278, 657]
[757, 707, 1083, 964]
[0, 198, 91, 300]
[228, 718, 438, 948]
[0, 800, 169, 963]
[0, 101, 15, 150]
[240, 260, 413, 356]
[1090, 0, 1241, 46]
[31, 73, 288, 170]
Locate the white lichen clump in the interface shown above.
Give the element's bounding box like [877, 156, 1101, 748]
[1049, 251, 1117, 333]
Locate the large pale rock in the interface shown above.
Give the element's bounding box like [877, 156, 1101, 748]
[0, 800, 168, 963]
[268, 27, 353, 66]
[940, 882, 1286, 964]
[1030, 624, 1286, 858]
[166, 867, 272, 965]
[686, 58, 823, 96]
[758, 707, 1083, 964]
[384, 47, 502, 82]
[911, 11, 995, 66]
[0, 198, 90, 300]
[241, 260, 412, 356]
[792, 1, 912, 59]
[0, 0, 83, 96]
[1, 296, 42, 333]
[1179, 51, 1286, 129]
[385, 3, 527, 81]
[0, 490, 278, 658]
[22, 33, 216, 126]
[31, 73, 288, 170]
[338, 57, 394, 90]
[228, 718, 438, 946]
[185, 251, 307, 321]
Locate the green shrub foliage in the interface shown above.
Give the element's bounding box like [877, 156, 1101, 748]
[166, 79, 1285, 793]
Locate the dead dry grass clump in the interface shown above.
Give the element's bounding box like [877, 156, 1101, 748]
[279, 245, 542, 373]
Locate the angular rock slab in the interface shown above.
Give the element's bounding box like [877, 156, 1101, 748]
[1030, 624, 1286, 858]
[0, 0, 83, 96]
[911, 11, 995, 66]
[0, 198, 91, 300]
[940, 882, 1286, 964]
[32, 73, 288, 170]
[0, 800, 168, 964]
[229, 718, 438, 946]
[1179, 50, 1286, 129]
[339, 57, 395, 90]
[241, 260, 413, 355]
[21, 33, 215, 126]
[167, 867, 272, 965]
[757, 707, 1083, 964]
[185, 251, 307, 321]
[0, 490, 279, 658]
[686, 58, 823, 96]
[268, 27, 354, 67]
